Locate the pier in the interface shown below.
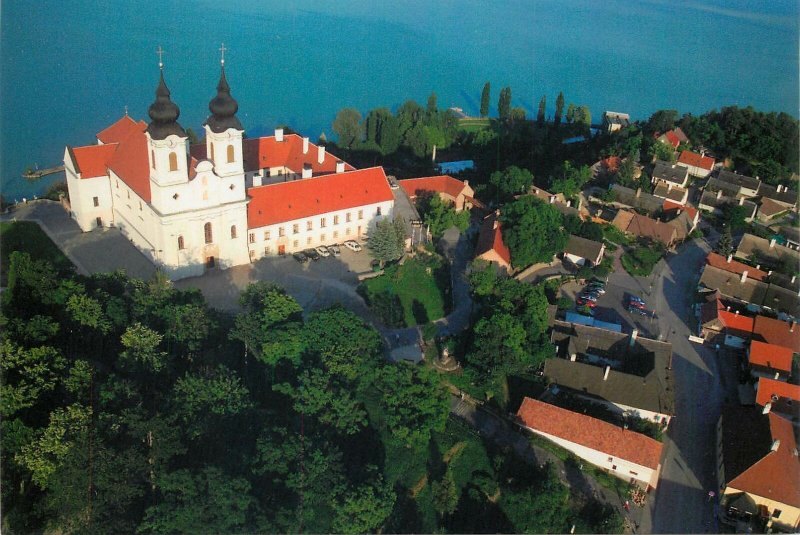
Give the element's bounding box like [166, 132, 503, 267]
[22, 165, 64, 180]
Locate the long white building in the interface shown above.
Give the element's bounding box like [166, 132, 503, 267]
[64, 62, 394, 280]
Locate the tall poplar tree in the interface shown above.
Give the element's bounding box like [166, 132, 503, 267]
[480, 82, 491, 117]
[536, 95, 546, 126]
[498, 87, 512, 121]
[554, 92, 565, 126]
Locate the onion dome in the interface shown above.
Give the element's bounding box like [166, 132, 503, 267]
[146, 71, 186, 140]
[204, 67, 243, 133]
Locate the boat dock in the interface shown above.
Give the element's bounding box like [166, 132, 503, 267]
[22, 165, 64, 180]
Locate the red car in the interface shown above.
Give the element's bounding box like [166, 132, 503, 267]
[576, 297, 597, 307]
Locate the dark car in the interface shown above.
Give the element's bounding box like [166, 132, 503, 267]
[628, 306, 650, 316]
[292, 252, 308, 263]
[304, 248, 320, 261]
[586, 283, 606, 294]
[579, 292, 598, 301]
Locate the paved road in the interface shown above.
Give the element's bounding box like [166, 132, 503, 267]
[434, 226, 474, 336]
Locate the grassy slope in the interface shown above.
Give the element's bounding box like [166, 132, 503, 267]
[0, 221, 73, 283]
[363, 258, 446, 326]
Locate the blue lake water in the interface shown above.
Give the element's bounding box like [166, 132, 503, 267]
[1, 0, 797, 200]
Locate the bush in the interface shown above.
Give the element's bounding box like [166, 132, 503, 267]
[556, 297, 572, 310]
[620, 244, 664, 276]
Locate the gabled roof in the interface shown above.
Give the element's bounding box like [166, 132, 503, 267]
[652, 160, 689, 184]
[97, 115, 146, 144]
[105, 119, 152, 202]
[673, 127, 689, 144]
[475, 212, 512, 267]
[652, 183, 688, 203]
[678, 150, 715, 171]
[246, 166, 393, 228]
[752, 315, 800, 351]
[517, 397, 663, 470]
[735, 233, 800, 267]
[749, 340, 794, 374]
[662, 130, 680, 148]
[662, 200, 698, 221]
[398, 175, 469, 200]
[70, 144, 118, 178]
[717, 169, 761, 192]
[758, 197, 791, 218]
[755, 377, 800, 407]
[610, 184, 663, 215]
[706, 252, 768, 282]
[699, 264, 768, 306]
[564, 234, 604, 262]
[614, 210, 677, 245]
[758, 183, 798, 206]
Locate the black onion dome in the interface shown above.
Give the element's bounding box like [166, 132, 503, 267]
[146, 71, 186, 140]
[204, 67, 243, 133]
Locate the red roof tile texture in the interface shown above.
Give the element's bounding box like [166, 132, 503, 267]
[662, 200, 698, 221]
[97, 115, 146, 144]
[755, 377, 800, 407]
[71, 144, 119, 178]
[398, 175, 467, 200]
[106, 121, 152, 202]
[706, 252, 768, 281]
[664, 130, 680, 148]
[475, 213, 512, 266]
[517, 397, 663, 470]
[728, 413, 800, 508]
[752, 316, 800, 351]
[678, 150, 715, 171]
[749, 340, 794, 373]
[246, 167, 393, 228]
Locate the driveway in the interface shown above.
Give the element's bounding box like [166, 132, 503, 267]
[434, 226, 474, 336]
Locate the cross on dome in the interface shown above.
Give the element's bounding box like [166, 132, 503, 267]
[156, 45, 164, 69]
[219, 43, 227, 66]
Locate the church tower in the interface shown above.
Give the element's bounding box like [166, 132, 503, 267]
[204, 44, 244, 178]
[146, 54, 189, 188]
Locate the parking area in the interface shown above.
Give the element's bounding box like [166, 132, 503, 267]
[560, 279, 660, 338]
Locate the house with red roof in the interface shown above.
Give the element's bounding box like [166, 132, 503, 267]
[717, 407, 800, 532]
[752, 316, 800, 352]
[517, 397, 664, 490]
[64, 63, 394, 280]
[755, 377, 800, 418]
[398, 175, 476, 211]
[700, 292, 755, 347]
[678, 150, 715, 178]
[474, 212, 512, 274]
[656, 128, 688, 149]
[748, 340, 794, 381]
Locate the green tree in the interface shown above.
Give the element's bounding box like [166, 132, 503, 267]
[566, 103, 576, 124]
[536, 95, 546, 126]
[164, 303, 214, 359]
[416, 193, 469, 237]
[333, 108, 363, 149]
[647, 109, 679, 134]
[554, 91, 565, 126]
[172, 366, 253, 437]
[480, 82, 491, 118]
[717, 227, 733, 256]
[332, 474, 396, 534]
[549, 161, 592, 198]
[575, 105, 591, 130]
[649, 140, 676, 162]
[120, 322, 168, 373]
[431, 470, 459, 516]
[500, 196, 568, 268]
[466, 313, 529, 378]
[427, 92, 437, 114]
[368, 217, 407, 265]
[722, 203, 749, 230]
[489, 165, 534, 201]
[375, 362, 449, 448]
[498, 86, 512, 121]
[0, 340, 66, 417]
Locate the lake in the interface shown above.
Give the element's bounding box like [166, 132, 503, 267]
[1, 0, 797, 200]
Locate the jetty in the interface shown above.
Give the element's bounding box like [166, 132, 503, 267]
[22, 165, 64, 180]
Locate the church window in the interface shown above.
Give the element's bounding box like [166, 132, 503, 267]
[178, 236, 185, 250]
[333, 231, 339, 239]
[293, 224, 299, 235]
[293, 240, 299, 248]
[320, 217, 326, 228]
[307, 220, 313, 231]
[231, 225, 238, 239]
[151, 150, 155, 169]
[773, 510, 782, 519]
[345, 227, 351, 236]
[346, 212, 352, 223]
[264, 231, 270, 240]
[202, 176, 208, 186]
[249, 233, 255, 244]
[320, 233, 326, 242]
[204, 223, 213, 244]
[203, 191, 208, 201]
[307, 237, 312, 245]
[333, 215, 339, 225]
[93, 196, 99, 207]
[278, 227, 285, 237]
[173, 193, 179, 200]
[376, 206, 382, 216]
[358, 210, 363, 220]
[229, 184, 235, 190]
[169, 152, 178, 171]
[227, 144, 235, 163]
[210, 142, 215, 160]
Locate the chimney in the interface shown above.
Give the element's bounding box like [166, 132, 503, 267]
[636, 187, 642, 198]
[756, 264, 761, 270]
[603, 366, 611, 381]
[775, 372, 781, 380]
[667, 183, 673, 192]
[726, 306, 731, 311]
[252, 175, 262, 187]
[741, 271, 748, 283]
[777, 184, 782, 193]
[275, 128, 284, 142]
[763, 402, 772, 414]
[302, 137, 309, 154]
[302, 163, 312, 179]
[792, 275, 797, 284]
[464, 180, 469, 187]
[716, 189, 723, 199]
[727, 254, 733, 263]
[317, 145, 326, 164]
[566, 200, 572, 207]
[335, 160, 345, 174]
[629, 329, 638, 347]
[768, 270, 772, 276]
[432, 144, 437, 162]
[549, 195, 556, 204]
[735, 310, 739, 315]
[790, 321, 795, 333]
[769, 238, 776, 248]
[771, 439, 781, 452]
[570, 353, 577, 362]
[738, 196, 744, 206]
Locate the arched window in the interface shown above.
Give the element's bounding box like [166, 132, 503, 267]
[230, 225, 237, 239]
[204, 222, 213, 244]
[151, 150, 155, 169]
[169, 151, 178, 171]
[227, 144, 235, 163]
[210, 142, 215, 161]
[177, 235, 185, 250]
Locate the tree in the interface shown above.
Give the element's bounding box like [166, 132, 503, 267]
[120, 322, 168, 373]
[721, 203, 749, 230]
[549, 161, 592, 198]
[431, 470, 458, 516]
[554, 92, 565, 126]
[0, 340, 66, 417]
[332, 474, 396, 534]
[649, 140, 676, 162]
[498, 86, 512, 121]
[500, 196, 568, 268]
[575, 105, 591, 130]
[375, 363, 449, 448]
[427, 92, 437, 114]
[367, 217, 407, 265]
[717, 227, 733, 256]
[566, 103, 576, 124]
[332, 108, 363, 149]
[647, 109, 679, 134]
[164, 303, 214, 359]
[416, 193, 469, 237]
[480, 82, 491, 118]
[489, 165, 534, 201]
[536, 95, 546, 126]
[172, 366, 253, 437]
[466, 313, 529, 378]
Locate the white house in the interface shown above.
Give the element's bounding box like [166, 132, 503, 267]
[65, 61, 394, 280]
[517, 397, 664, 490]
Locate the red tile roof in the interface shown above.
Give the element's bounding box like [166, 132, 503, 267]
[664, 130, 680, 149]
[706, 252, 769, 282]
[71, 144, 118, 178]
[719, 309, 755, 334]
[624, 212, 677, 245]
[752, 316, 800, 351]
[246, 167, 393, 228]
[97, 115, 146, 144]
[475, 213, 512, 267]
[662, 200, 698, 221]
[728, 412, 800, 508]
[755, 377, 800, 407]
[517, 397, 663, 470]
[398, 175, 467, 200]
[749, 340, 794, 374]
[106, 120, 152, 202]
[678, 150, 715, 171]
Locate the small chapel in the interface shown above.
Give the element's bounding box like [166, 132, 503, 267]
[64, 50, 395, 280]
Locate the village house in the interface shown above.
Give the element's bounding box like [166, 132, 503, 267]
[751, 315, 800, 352]
[716, 406, 800, 532]
[735, 234, 800, 272]
[517, 397, 664, 490]
[698, 189, 758, 222]
[398, 175, 477, 211]
[755, 378, 800, 423]
[716, 169, 762, 198]
[474, 211, 512, 274]
[699, 291, 755, 347]
[655, 127, 688, 149]
[602, 111, 631, 133]
[758, 182, 798, 211]
[608, 184, 663, 215]
[651, 160, 690, 188]
[562, 234, 605, 267]
[544, 321, 675, 426]
[698, 264, 800, 317]
[678, 150, 715, 178]
[652, 182, 689, 205]
[748, 340, 794, 381]
[662, 201, 700, 240]
[611, 209, 677, 247]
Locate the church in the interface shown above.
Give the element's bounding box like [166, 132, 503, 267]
[64, 57, 395, 280]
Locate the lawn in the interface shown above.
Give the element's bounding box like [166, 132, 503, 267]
[620, 243, 664, 276]
[458, 118, 491, 133]
[360, 255, 450, 327]
[601, 223, 633, 246]
[0, 221, 73, 283]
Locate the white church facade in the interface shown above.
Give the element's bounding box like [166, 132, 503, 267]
[64, 61, 394, 280]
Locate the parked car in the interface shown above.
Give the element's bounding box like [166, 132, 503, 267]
[292, 252, 308, 263]
[628, 306, 650, 317]
[304, 248, 320, 261]
[586, 283, 606, 294]
[315, 245, 331, 257]
[328, 243, 341, 257]
[626, 295, 646, 308]
[582, 289, 602, 298]
[576, 297, 597, 307]
[579, 292, 598, 302]
[343, 240, 362, 252]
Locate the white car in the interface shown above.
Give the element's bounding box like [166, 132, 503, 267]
[327, 243, 341, 256]
[343, 240, 362, 252]
[315, 245, 331, 257]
